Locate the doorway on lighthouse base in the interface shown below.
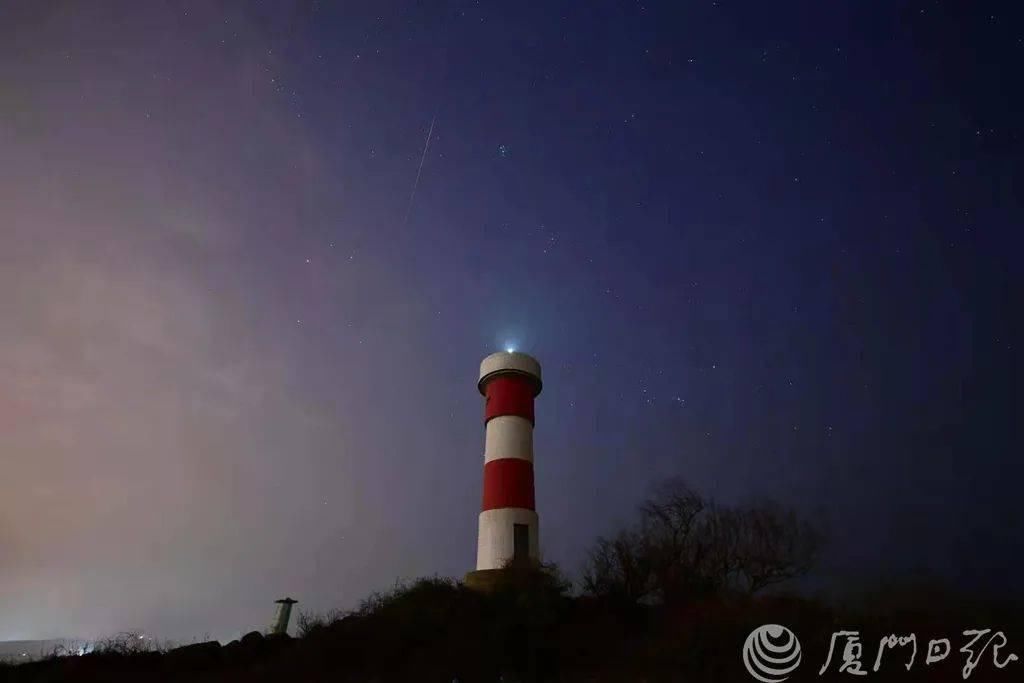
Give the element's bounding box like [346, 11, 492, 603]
[513, 523, 529, 563]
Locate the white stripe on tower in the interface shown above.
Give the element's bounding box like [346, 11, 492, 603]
[484, 415, 534, 463]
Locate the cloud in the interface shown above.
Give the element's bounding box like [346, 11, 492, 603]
[0, 234, 304, 634]
[0, 1, 422, 640]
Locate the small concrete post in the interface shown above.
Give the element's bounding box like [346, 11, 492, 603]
[268, 597, 298, 635]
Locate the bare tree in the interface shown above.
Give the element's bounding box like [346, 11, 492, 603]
[730, 501, 823, 594]
[581, 479, 824, 605]
[581, 529, 654, 604]
[638, 479, 719, 604]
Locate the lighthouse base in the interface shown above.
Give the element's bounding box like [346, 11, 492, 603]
[463, 564, 544, 593]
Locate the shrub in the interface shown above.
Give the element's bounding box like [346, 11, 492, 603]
[295, 608, 346, 638]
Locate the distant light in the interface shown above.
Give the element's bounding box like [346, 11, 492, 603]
[505, 345, 516, 353]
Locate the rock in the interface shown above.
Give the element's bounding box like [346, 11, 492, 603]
[264, 632, 291, 644]
[263, 632, 295, 654]
[264, 632, 290, 641]
[239, 631, 264, 647]
[220, 639, 245, 664]
[163, 640, 221, 670]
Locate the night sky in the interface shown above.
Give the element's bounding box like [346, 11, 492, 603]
[1, 1, 1020, 642]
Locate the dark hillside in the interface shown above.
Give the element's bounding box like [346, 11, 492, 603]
[2, 574, 1019, 683]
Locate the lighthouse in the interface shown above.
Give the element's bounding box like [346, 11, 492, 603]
[469, 351, 543, 581]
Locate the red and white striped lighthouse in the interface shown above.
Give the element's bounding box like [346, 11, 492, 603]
[475, 351, 543, 571]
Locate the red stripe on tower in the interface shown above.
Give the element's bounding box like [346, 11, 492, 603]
[475, 351, 543, 571]
[484, 374, 536, 424]
[481, 459, 535, 510]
